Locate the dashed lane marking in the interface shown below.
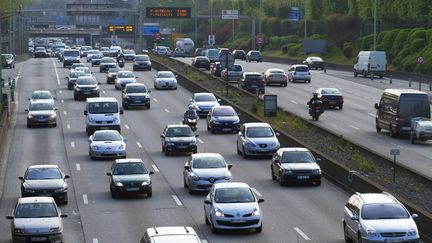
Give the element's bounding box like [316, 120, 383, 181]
[63, 111, 67, 115]
[349, 125, 360, 130]
[83, 194, 88, 204]
[293, 227, 311, 241]
[151, 164, 159, 173]
[197, 138, 204, 144]
[61, 99, 64, 103]
[125, 124, 130, 130]
[71, 141, 75, 148]
[172, 195, 183, 206]
[153, 98, 158, 102]
[164, 108, 170, 113]
[92, 239, 98, 243]
[67, 124, 70, 129]
[137, 142, 143, 148]
[52, 59, 60, 85]
[251, 187, 262, 197]
[76, 163, 81, 171]
[290, 100, 298, 104]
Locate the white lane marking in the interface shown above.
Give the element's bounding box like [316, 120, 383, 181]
[125, 124, 130, 130]
[164, 108, 170, 113]
[251, 187, 262, 197]
[61, 99, 64, 103]
[137, 142, 143, 148]
[92, 239, 98, 243]
[293, 227, 311, 241]
[172, 195, 183, 206]
[71, 141, 75, 148]
[59, 90, 62, 94]
[153, 98, 158, 102]
[76, 163, 81, 171]
[151, 164, 159, 173]
[102, 90, 106, 94]
[63, 111, 67, 115]
[367, 112, 375, 117]
[290, 100, 298, 104]
[202, 240, 208, 243]
[390, 143, 404, 149]
[349, 125, 360, 130]
[67, 124, 70, 129]
[197, 138, 204, 144]
[52, 59, 60, 85]
[83, 194, 88, 204]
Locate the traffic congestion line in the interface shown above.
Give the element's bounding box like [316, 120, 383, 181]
[83, 194, 89, 204]
[293, 227, 311, 241]
[76, 163, 81, 171]
[172, 195, 182, 206]
[151, 164, 159, 173]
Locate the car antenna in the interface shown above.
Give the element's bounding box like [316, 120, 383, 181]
[184, 226, 189, 233]
[154, 226, 158, 234]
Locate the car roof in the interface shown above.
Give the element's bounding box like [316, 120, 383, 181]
[243, 72, 262, 75]
[93, 129, 120, 135]
[213, 105, 234, 111]
[157, 71, 174, 74]
[87, 97, 118, 102]
[278, 147, 310, 153]
[18, 196, 55, 204]
[32, 90, 52, 94]
[292, 64, 309, 68]
[135, 54, 149, 57]
[28, 164, 60, 169]
[266, 68, 284, 72]
[30, 100, 54, 105]
[125, 83, 145, 87]
[166, 124, 191, 129]
[213, 182, 250, 189]
[194, 92, 215, 96]
[383, 88, 427, 95]
[146, 226, 197, 237]
[244, 122, 271, 128]
[117, 70, 133, 74]
[357, 193, 398, 205]
[191, 153, 223, 159]
[115, 158, 144, 163]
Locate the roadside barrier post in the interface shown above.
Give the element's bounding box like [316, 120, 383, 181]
[10, 78, 15, 102]
[370, 72, 374, 80]
[409, 78, 412, 87]
[389, 75, 392, 84]
[390, 149, 400, 183]
[419, 74, 422, 91]
[324, 66, 327, 73]
[429, 81, 432, 91]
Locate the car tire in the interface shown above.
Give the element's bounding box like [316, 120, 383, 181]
[111, 191, 117, 199]
[279, 174, 285, 186]
[315, 180, 321, 186]
[183, 177, 188, 188]
[205, 215, 210, 225]
[27, 123, 32, 128]
[211, 218, 219, 234]
[410, 133, 415, 144]
[91, 64, 94, 67]
[237, 145, 241, 155]
[188, 183, 194, 194]
[165, 149, 170, 156]
[343, 223, 351, 242]
[63, 63, 66, 68]
[271, 166, 276, 180]
[255, 224, 262, 233]
[357, 233, 363, 243]
[210, 128, 215, 134]
[339, 104, 343, 110]
[62, 199, 68, 205]
[389, 125, 395, 137]
[146, 104, 150, 109]
[147, 191, 152, 197]
[242, 146, 248, 159]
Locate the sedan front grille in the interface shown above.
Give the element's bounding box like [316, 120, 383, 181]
[259, 144, 267, 148]
[380, 232, 407, 238]
[216, 219, 259, 227]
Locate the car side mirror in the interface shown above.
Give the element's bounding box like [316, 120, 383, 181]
[412, 213, 418, 218]
[149, 171, 154, 175]
[228, 164, 233, 170]
[97, 82, 101, 85]
[204, 199, 212, 205]
[53, 97, 56, 100]
[316, 158, 321, 162]
[84, 110, 88, 116]
[120, 108, 124, 115]
[106, 172, 112, 176]
[275, 132, 280, 136]
[147, 90, 151, 93]
[160, 134, 165, 138]
[25, 109, 29, 112]
[60, 214, 68, 218]
[374, 103, 380, 109]
[195, 134, 199, 137]
[258, 198, 265, 203]
[66, 77, 69, 79]
[189, 99, 193, 102]
[88, 137, 92, 142]
[350, 215, 359, 221]
[184, 165, 190, 170]
[54, 108, 58, 111]
[6, 216, 13, 219]
[64, 175, 70, 179]
[217, 99, 221, 102]
[27, 98, 31, 100]
[19, 176, 24, 181]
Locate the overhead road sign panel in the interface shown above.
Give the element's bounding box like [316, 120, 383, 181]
[288, 7, 300, 21]
[146, 7, 191, 18]
[222, 10, 238, 19]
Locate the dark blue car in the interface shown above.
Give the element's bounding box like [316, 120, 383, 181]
[207, 106, 240, 134]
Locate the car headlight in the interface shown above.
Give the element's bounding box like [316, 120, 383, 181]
[91, 145, 99, 150]
[113, 117, 118, 123]
[141, 181, 150, 186]
[190, 140, 197, 145]
[108, 74, 112, 77]
[224, 173, 232, 180]
[27, 115, 33, 119]
[118, 144, 125, 150]
[54, 184, 68, 192]
[407, 229, 418, 236]
[245, 143, 256, 148]
[115, 182, 123, 187]
[75, 87, 81, 91]
[283, 169, 293, 174]
[212, 119, 220, 124]
[166, 142, 175, 146]
[123, 95, 130, 99]
[312, 169, 321, 175]
[187, 119, 196, 123]
[252, 207, 260, 216]
[14, 228, 25, 234]
[366, 229, 378, 237]
[190, 172, 200, 181]
[215, 209, 224, 217]
[50, 114, 56, 119]
[49, 227, 61, 233]
[271, 142, 278, 147]
[89, 117, 95, 122]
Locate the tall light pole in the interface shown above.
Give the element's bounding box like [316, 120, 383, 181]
[193, 0, 197, 46]
[258, 0, 262, 36]
[304, 0, 307, 39]
[373, 0, 377, 51]
[210, 0, 213, 46]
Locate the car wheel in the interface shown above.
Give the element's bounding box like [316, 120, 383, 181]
[147, 191, 152, 197]
[237, 145, 241, 155]
[255, 224, 262, 233]
[111, 191, 117, 199]
[242, 146, 248, 159]
[205, 214, 210, 225]
[62, 199, 68, 205]
[210, 128, 215, 134]
[271, 165, 276, 180]
[358, 233, 363, 243]
[27, 123, 32, 128]
[90, 155, 95, 160]
[211, 218, 219, 234]
[389, 125, 395, 137]
[123, 104, 128, 110]
[279, 173, 285, 186]
[315, 180, 321, 186]
[410, 133, 415, 144]
[91, 64, 94, 67]
[53, 123, 57, 127]
[343, 223, 351, 242]
[188, 183, 194, 194]
[184, 177, 188, 188]
[63, 64, 66, 68]
[146, 104, 150, 109]
[339, 104, 343, 110]
[165, 149, 170, 156]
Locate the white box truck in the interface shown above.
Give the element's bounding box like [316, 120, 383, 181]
[353, 51, 387, 79]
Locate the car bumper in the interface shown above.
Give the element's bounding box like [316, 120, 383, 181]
[112, 184, 152, 195]
[22, 191, 67, 202]
[360, 236, 419, 243]
[155, 82, 177, 89]
[210, 123, 240, 132]
[166, 144, 197, 153]
[123, 98, 150, 106]
[13, 233, 63, 243]
[133, 64, 151, 70]
[244, 147, 278, 156]
[27, 118, 56, 126]
[323, 101, 343, 107]
[213, 215, 262, 230]
[189, 179, 229, 191]
[87, 124, 121, 133]
[90, 149, 126, 159]
[281, 174, 321, 183]
[292, 76, 311, 81]
[64, 60, 80, 65]
[75, 91, 100, 99]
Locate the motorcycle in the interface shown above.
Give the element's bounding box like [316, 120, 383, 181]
[118, 59, 125, 68]
[308, 100, 324, 121]
[183, 116, 198, 131]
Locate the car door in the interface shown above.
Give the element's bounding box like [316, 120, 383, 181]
[344, 196, 360, 238]
[271, 152, 282, 179]
[207, 108, 213, 128]
[204, 188, 214, 219]
[183, 158, 192, 186]
[237, 125, 246, 152]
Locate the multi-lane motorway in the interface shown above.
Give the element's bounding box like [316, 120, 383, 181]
[0, 57, 353, 243]
[175, 57, 432, 180]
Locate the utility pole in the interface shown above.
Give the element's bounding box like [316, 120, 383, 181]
[373, 0, 377, 51]
[139, 0, 143, 52]
[0, 20, 3, 106]
[304, 0, 307, 39]
[193, 0, 197, 46]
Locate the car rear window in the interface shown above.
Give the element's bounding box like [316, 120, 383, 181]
[88, 102, 118, 114]
[399, 94, 430, 118]
[281, 151, 315, 163]
[295, 66, 309, 72]
[245, 74, 263, 81]
[152, 235, 201, 243]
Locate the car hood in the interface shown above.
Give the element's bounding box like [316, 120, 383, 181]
[155, 78, 176, 83]
[192, 168, 230, 178]
[14, 217, 61, 232]
[215, 202, 258, 215]
[28, 110, 55, 116]
[23, 179, 64, 189]
[166, 137, 196, 143]
[245, 137, 279, 146]
[195, 101, 219, 108]
[91, 140, 125, 148]
[76, 84, 98, 88]
[117, 78, 136, 84]
[363, 218, 417, 233]
[87, 113, 118, 122]
[280, 163, 320, 170]
[213, 116, 239, 123]
[101, 62, 116, 66]
[135, 61, 150, 64]
[112, 174, 150, 182]
[125, 93, 149, 97]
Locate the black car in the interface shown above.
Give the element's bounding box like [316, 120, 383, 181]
[192, 56, 211, 70]
[195, 48, 204, 56]
[304, 56, 325, 70]
[232, 50, 246, 60]
[207, 105, 240, 133]
[107, 159, 154, 198]
[20, 164, 70, 204]
[1, 54, 15, 68]
[74, 76, 100, 101]
[161, 125, 198, 155]
[211, 62, 222, 77]
[238, 72, 265, 94]
[133, 55, 152, 71]
[122, 83, 151, 109]
[316, 88, 344, 109]
[107, 67, 121, 84]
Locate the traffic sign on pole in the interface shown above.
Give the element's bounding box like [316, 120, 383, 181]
[221, 10, 239, 19]
[154, 32, 161, 42]
[208, 35, 215, 46]
[219, 53, 235, 69]
[416, 56, 424, 64]
[256, 36, 264, 46]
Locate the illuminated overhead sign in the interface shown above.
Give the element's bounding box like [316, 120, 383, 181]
[146, 7, 191, 18]
[108, 25, 134, 33]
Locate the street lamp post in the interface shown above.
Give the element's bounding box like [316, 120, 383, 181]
[373, 0, 377, 51]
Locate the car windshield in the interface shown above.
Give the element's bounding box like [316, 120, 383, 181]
[88, 102, 118, 114]
[361, 204, 410, 219]
[108, 68, 120, 73]
[32, 92, 52, 99]
[93, 131, 122, 141]
[124, 50, 135, 54]
[64, 50, 79, 56]
[157, 72, 175, 78]
[214, 188, 255, 203]
[269, 69, 284, 74]
[88, 50, 100, 55]
[310, 57, 323, 62]
[192, 157, 226, 169]
[70, 72, 85, 78]
[152, 235, 201, 243]
[76, 78, 96, 85]
[117, 72, 135, 78]
[295, 66, 309, 72]
[321, 88, 341, 95]
[195, 94, 216, 102]
[245, 74, 263, 81]
[113, 162, 147, 175]
[213, 107, 236, 116]
[15, 203, 58, 218]
[166, 127, 194, 137]
[3, 54, 12, 59]
[25, 168, 62, 179]
[228, 65, 242, 71]
[281, 151, 315, 163]
[246, 127, 274, 138]
[101, 58, 115, 63]
[76, 68, 90, 74]
[36, 47, 45, 51]
[250, 52, 261, 56]
[135, 56, 149, 61]
[126, 86, 146, 93]
[71, 64, 85, 69]
[30, 103, 53, 111]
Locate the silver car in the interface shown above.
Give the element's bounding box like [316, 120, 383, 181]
[114, 71, 137, 90]
[237, 122, 280, 158]
[188, 92, 220, 116]
[343, 192, 420, 243]
[204, 182, 264, 233]
[28, 90, 55, 105]
[6, 197, 67, 243]
[183, 153, 232, 194]
[88, 130, 127, 160]
[154, 71, 177, 90]
[288, 64, 311, 83]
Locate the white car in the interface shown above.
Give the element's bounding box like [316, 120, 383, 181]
[86, 50, 101, 62]
[114, 71, 137, 90]
[88, 130, 127, 160]
[28, 90, 55, 105]
[6, 197, 67, 243]
[237, 122, 280, 158]
[204, 182, 264, 233]
[154, 71, 177, 90]
[188, 92, 220, 116]
[410, 117, 432, 144]
[74, 66, 93, 76]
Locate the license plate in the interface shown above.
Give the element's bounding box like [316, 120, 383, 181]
[84, 92, 91, 94]
[31, 237, 48, 242]
[100, 127, 109, 130]
[384, 239, 403, 243]
[297, 176, 309, 179]
[231, 219, 246, 223]
[222, 128, 232, 131]
[329, 102, 336, 104]
[177, 145, 187, 149]
[126, 187, 139, 191]
[133, 100, 142, 103]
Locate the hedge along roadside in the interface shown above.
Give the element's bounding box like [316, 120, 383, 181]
[150, 55, 432, 242]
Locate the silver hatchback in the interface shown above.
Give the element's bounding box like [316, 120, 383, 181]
[288, 64, 311, 83]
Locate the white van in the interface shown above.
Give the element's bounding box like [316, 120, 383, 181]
[206, 48, 220, 63]
[353, 51, 387, 78]
[84, 97, 123, 135]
